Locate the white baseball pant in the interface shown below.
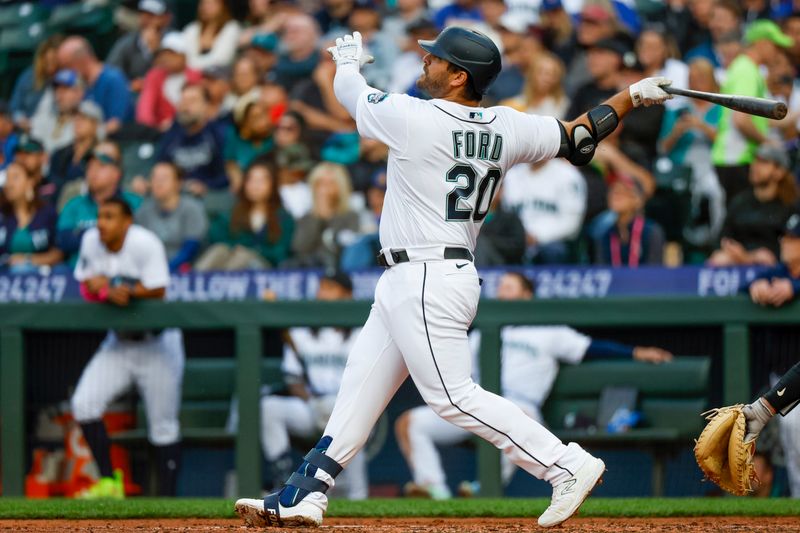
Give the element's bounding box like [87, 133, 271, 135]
[261, 394, 368, 499]
[71, 329, 184, 446]
[407, 398, 542, 494]
[322, 259, 588, 487]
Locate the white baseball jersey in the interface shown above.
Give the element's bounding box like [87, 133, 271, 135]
[75, 225, 170, 289]
[501, 160, 586, 245]
[354, 93, 562, 251]
[470, 326, 591, 407]
[283, 328, 361, 397]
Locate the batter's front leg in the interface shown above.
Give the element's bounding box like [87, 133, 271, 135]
[236, 305, 408, 527]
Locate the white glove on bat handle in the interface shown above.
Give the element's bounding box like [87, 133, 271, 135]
[629, 77, 673, 107]
[327, 31, 374, 68]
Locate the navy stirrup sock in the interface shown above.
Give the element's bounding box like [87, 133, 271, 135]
[279, 436, 336, 507]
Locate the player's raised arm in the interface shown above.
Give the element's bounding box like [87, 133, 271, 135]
[328, 32, 375, 118]
[555, 78, 673, 167]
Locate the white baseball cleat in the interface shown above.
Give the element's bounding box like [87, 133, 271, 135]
[234, 498, 323, 528]
[537, 457, 605, 528]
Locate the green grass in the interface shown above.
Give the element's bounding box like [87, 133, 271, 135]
[0, 498, 798, 520]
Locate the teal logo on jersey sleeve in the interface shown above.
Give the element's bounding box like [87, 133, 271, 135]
[367, 92, 389, 104]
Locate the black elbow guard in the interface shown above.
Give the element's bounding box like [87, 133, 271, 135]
[557, 104, 619, 167]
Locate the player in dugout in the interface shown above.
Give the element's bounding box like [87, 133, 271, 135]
[70, 197, 184, 498]
[395, 271, 672, 499]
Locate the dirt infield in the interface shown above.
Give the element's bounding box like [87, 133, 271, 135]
[2, 517, 798, 532]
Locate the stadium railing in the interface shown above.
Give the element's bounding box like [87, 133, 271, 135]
[0, 296, 792, 497]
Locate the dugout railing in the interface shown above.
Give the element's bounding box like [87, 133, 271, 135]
[0, 296, 794, 498]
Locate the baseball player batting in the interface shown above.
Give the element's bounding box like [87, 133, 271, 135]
[236, 26, 672, 528]
[71, 197, 184, 498]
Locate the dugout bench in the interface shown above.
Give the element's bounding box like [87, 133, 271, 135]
[544, 356, 711, 496]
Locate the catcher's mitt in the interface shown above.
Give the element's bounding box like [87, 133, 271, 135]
[693, 405, 757, 496]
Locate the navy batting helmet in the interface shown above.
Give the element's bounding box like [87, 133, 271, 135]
[418, 26, 502, 95]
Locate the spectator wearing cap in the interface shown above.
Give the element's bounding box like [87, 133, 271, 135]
[57, 37, 131, 135]
[275, 14, 322, 93]
[107, 0, 173, 94]
[348, 137, 388, 193]
[202, 66, 236, 124]
[348, 0, 399, 91]
[56, 141, 142, 265]
[502, 159, 587, 264]
[289, 162, 360, 269]
[48, 101, 104, 208]
[712, 21, 794, 206]
[275, 111, 314, 219]
[136, 32, 202, 131]
[658, 58, 724, 249]
[13, 135, 47, 199]
[502, 51, 570, 119]
[225, 93, 274, 191]
[744, 212, 800, 308]
[196, 160, 294, 270]
[30, 69, 84, 154]
[9, 35, 63, 132]
[589, 175, 665, 267]
[685, 0, 742, 69]
[157, 84, 229, 213]
[182, 0, 241, 71]
[243, 33, 279, 78]
[564, 2, 619, 98]
[709, 144, 798, 267]
[0, 162, 62, 272]
[538, 0, 574, 68]
[434, 0, 482, 30]
[0, 102, 19, 171]
[388, 17, 437, 95]
[566, 36, 629, 120]
[135, 162, 208, 272]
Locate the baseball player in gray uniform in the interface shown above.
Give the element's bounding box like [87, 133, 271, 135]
[71, 197, 184, 498]
[236, 27, 672, 528]
[396, 272, 672, 499]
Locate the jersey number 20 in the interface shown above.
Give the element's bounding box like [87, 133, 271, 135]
[446, 164, 501, 222]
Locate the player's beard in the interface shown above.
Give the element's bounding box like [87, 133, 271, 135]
[417, 70, 448, 98]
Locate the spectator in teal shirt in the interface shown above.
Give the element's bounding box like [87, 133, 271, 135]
[57, 141, 142, 265]
[224, 92, 273, 191]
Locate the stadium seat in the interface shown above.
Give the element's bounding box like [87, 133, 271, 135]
[543, 356, 711, 496]
[0, 2, 48, 30]
[47, 2, 117, 59]
[0, 22, 49, 98]
[120, 140, 157, 183]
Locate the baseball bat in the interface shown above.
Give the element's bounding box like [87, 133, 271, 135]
[663, 86, 787, 120]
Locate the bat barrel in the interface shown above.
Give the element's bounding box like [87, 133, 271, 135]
[662, 86, 787, 120]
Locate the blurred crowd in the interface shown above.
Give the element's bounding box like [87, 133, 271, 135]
[3, 0, 800, 273]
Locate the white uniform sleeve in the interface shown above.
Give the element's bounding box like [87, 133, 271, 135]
[281, 342, 304, 380]
[73, 229, 98, 282]
[333, 63, 411, 151]
[507, 112, 562, 166]
[549, 327, 592, 365]
[138, 230, 170, 289]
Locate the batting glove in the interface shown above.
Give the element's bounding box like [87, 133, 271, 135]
[327, 31, 374, 68]
[629, 77, 673, 107]
[742, 397, 774, 443]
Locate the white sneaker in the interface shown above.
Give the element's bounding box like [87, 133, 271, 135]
[537, 457, 605, 528]
[235, 497, 324, 528]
